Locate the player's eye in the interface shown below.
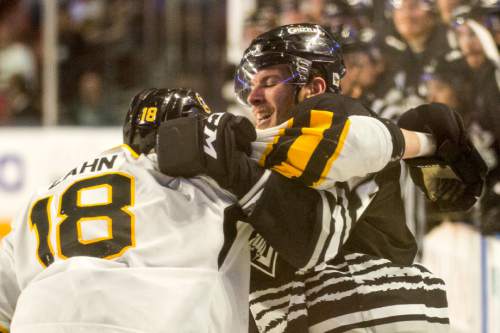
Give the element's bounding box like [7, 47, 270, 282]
[261, 77, 282, 88]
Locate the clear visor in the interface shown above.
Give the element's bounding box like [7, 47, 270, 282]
[234, 52, 312, 105]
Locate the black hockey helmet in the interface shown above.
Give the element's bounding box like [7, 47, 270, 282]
[123, 88, 211, 154]
[234, 23, 346, 105]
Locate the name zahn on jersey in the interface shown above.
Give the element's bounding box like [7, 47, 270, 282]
[49, 154, 118, 189]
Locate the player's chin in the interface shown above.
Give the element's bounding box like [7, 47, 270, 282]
[256, 116, 275, 129]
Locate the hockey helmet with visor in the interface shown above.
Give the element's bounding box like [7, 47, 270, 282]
[234, 23, 346, 105]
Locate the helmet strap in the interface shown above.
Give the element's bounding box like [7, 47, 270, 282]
[293, 84, 303, 105]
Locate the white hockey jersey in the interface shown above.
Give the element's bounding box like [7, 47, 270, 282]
[0, 145, 251, 333]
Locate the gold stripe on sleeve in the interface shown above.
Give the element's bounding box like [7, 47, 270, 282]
[309, 110, 334, 129]
[313, 118, 351, 188]
[258, 118, 294, 166]
[0, 221, 11, 240]
[270, 110, 333, 179]
[278, 111, 334, 178]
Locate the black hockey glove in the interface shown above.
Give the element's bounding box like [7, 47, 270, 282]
[158, 112, 264, 199]
[398, 103, 487, 211]
[202, 112, 264, 198]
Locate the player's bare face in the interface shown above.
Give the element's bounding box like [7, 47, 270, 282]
[246, 65, 296, 129]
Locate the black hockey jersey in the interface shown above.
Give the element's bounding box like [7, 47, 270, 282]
[244, 94, 449, 333]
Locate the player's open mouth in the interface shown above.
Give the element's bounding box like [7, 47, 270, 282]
[257, 114, 271, 121]
[256, 113, 272, 128]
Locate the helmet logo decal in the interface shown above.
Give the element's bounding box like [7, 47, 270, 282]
[332, 73, 341, 88]
[287, 26, 318, 34]
[139, 107, 158, 124]
[248, 43, 263, 56]
[195, 92, 212, 114]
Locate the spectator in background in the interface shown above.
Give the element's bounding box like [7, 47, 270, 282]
[336, 23, 410, 122]
[484, 11, 500, 48]
[58, 1, 89, 111]
[68, 70, 115, 126]
[381, 0, 455, 103]
[243, 6, 278, 48]
[452, 13, 500, 231]
[434, 0, 470, 52]
[96, 0, 143, 89]
[340, 26, 384, 99]
[454, 15, 500, 138]
[436, 0, 465, 25]
[421, 56, 473, 122]
[67, 0, 106, 39]
[2, 75, 39, 125]
[321, 0, 365, 34]
[278, 0, 312, 25]
[67, 0, 143, 87]
[0, 0, 38, 125]
[472, 0, 500, 48]
[302, 0, 325, 22]
[57, 0, 143, 125]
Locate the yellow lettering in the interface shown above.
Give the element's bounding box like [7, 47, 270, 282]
[146, 107, 157, 122]
[140, 107, 148, 122]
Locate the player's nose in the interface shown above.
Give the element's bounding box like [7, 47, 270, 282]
[247, 86, 264, 106]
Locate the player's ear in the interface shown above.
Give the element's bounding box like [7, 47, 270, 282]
[299, 76, 327, 100]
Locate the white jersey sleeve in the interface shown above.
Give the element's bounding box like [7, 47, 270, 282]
[251, 115, 395, 189]
[0, 232, 20, 333]
[249, 93, 404, 190]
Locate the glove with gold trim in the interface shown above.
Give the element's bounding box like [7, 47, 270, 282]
[398, 103, 487, 211]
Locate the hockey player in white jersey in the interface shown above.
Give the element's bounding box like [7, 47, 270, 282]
[0, 88, 252, 333]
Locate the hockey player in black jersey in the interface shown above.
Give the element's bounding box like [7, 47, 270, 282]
[235, 23, 447, 333]
[162, 24, 486, 333]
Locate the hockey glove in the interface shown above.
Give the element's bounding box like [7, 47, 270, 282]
[202, 112, 264, 198]
[159, 111, 264, 199]
[398, 103, 487, 211]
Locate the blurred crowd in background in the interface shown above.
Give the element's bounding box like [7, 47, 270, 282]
[1, 0, 139, 125]
[0, 0, 225, 126]
[0, 0, 499, 231]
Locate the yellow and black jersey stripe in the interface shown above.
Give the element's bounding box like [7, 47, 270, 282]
[251, 93, 400, 190]
[258, 108, 351, 188]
